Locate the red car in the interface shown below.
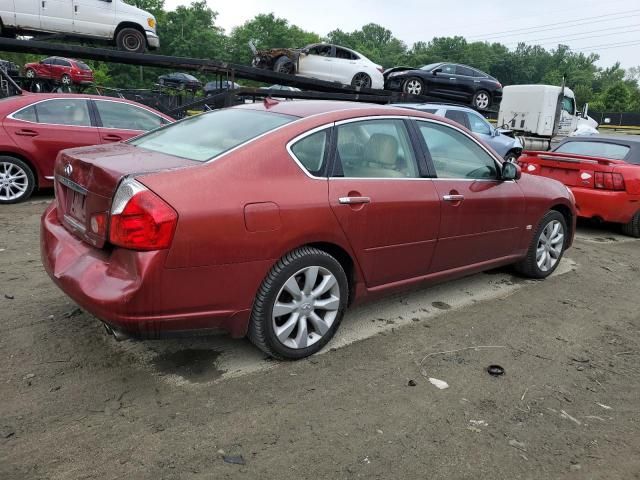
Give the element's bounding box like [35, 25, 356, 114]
[24, 57, 94, 86]
[0, 92, 172, 204]
[41, 101, 576, 359]
[518, 135, 640, 237]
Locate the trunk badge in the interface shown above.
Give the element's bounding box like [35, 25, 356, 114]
[64, 163, 73, 176]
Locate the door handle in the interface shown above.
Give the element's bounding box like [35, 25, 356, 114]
[103, 134, 123, 142]
[339, 196, 370, 205]
[15, 129, 39, 137]
[443, 194, 465, 202]
[449, 77, 456, 81]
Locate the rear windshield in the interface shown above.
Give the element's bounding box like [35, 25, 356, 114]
[76, 61, 91, 71]
[554, 141, 630, 161]
[129, 109, 297, 162]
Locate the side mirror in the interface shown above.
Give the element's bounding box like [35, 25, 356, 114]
[502, 161, 521, 181]
[491, 128, 500, 137]
[582, 103, 589, 119]
[433, 68, 442, 75]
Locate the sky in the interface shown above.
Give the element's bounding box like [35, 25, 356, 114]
[163, 0, 639, 68]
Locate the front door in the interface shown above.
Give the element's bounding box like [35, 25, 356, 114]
[92, 99, 166, 143]
[13, 0, 40, 29]
[415, 119, 525, 272]
[328, 118, 441, 287]
[40, 0, 73, 32]
[72, 0, 115, 37]
[4, 98, 100, 179]
[299, 44, 334, 82]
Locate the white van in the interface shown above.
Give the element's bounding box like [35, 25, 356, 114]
[0, 0, 159, 53]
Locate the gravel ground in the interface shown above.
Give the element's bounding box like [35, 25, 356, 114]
[1, 195, 639, 480]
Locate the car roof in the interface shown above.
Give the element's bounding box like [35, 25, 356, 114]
[559, 134, 640, 146]
[393, 103, 484, 115]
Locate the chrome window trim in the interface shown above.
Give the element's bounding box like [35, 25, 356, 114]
[286, 114, 504, 181]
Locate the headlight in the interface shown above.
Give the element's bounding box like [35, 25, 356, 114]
[147, 17, 156, 29]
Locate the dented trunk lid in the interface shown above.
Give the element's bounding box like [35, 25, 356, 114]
[54, 143, 196, 248]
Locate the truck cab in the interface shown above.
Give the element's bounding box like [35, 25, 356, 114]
[0, 0, 159, 53]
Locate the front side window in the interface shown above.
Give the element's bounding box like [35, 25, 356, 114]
[308, 45, 332, 57]
[562, 96, 575, 114]
[466, 112, 492, 135]
[440, 64, 456, 74]
[334, 119, 419, 178]
[444, 110, 469, 129]
[130, 109, 296, 162]
[418, 121, 498, 179]
[554, 141, 631, 161]
[95, 101, 165, 131]
[35, 99, 92, 127]
[290, 129, 329, 175]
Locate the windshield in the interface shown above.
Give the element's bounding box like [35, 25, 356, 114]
[554, 141, 631, 161]
[420, 63, 441, 71]
[129, 109, 297, 162]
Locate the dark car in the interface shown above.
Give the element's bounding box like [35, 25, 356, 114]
[0, 59, 20, 78]
[157, 72, 202, 91]
[41, 100, 575, 359]
[385, 63, 503, 111]
[203, 80, 242, 96]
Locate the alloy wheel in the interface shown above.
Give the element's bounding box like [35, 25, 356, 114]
[352, 73, 371, 89]
[271, 266, 341, 349]
[405, 79, 423, 95]
[475, 92, 490, 109]
[61, 75, 71, 86]
[0, 161, 29, 202]
[536, 220, 564, 272]
[25, 69, 35, 79]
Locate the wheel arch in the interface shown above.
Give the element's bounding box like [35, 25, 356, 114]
[114, 21, 147, 44]
[550, 203, 574, 247]
[0, 151, 40, 188]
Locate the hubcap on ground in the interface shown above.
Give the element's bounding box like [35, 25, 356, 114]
[271, 266, 340, 349]
[0, 162, 28, 201]
[536, 220, 564, 272]
[406, 80, 422, 95]
[475, 92, 489, 109]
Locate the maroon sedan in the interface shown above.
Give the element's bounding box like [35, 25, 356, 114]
[41, 101, 576, 359]
[24, 57, 94, 86]
[0, 92, 172, 204]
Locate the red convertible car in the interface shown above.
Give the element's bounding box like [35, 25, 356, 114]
[0, 92, 172, 204]
[41, 101, 575, 359]
[518, 135, 640, 237]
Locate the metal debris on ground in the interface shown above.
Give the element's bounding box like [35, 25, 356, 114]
[428, 378, 449, 390]
[223, 455, 246, 465]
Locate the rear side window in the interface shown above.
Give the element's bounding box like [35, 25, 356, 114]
[418, 121, 498, 179]
[555, 141, 630, 161]
[55, 58, 71, 67]
[95, 100, 165, 131]
[334, 119, 419, 178]
[456, 66, 475, 77]
[130, 109, 296, 162]
[290, 129, 329, 175]
[444, 110, 470, 129]
[76, 61, 91, 71]
[35, 99, 92, 126]
[13, 105, 37, 122]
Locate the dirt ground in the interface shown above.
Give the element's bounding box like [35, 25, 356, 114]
[1, 194, 639, 480]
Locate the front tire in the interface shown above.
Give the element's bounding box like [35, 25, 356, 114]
[403, 77, 424, 95]
[60, 74, 71, 86]
[273, 56, 295, 74]
[25, 68, 36, 79]
[472, 90, 491, 110]
[116, 27, 146, 53]
[351, 72, 372, 89]
[0, 156, 36, 204]
[515, 211, 567, 279]
[248, 247, 349, 360]
[621, 211, 640, 238]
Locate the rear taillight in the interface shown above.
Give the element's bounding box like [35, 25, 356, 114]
[594, 172, 625, 191]
[109, 178, 177, 251]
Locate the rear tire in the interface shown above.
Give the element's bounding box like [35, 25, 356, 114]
[116, 27, 146, 53]
[504, 150, 520, 163]
[472, 90, 491, 110]
[515, 211, 567, 279]
[248, 247, 349, 360]
[621, 211, 640, 238]
[0, 156, 36, 204]
[60, 74, 71, 86]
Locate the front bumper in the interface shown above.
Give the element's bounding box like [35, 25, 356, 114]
[145, 31, 160, 49]
[570, 187, 639, 224]
[40, 203, 262, 338]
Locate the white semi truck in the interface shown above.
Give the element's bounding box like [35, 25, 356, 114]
[497, 84, 598, 151]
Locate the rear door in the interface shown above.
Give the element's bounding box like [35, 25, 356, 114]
[452, 65, 477, 101]
[72, 0, 115, 37]
[332, 46, 357, 85]
[4, 98, 100, 179]
[415, 119, 525, 272]
[327, 117, 441, 287]
[40, 0, 73, 32]
[12, 0, 40, 29]
[92, 99, 167, 143]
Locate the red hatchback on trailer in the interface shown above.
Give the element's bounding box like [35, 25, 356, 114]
[41, 100, 576, 359]
[24, 57, 94, 86]
[518, 135, 640, 237]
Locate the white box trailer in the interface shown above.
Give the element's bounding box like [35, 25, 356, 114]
[497, 84, 596, 150]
